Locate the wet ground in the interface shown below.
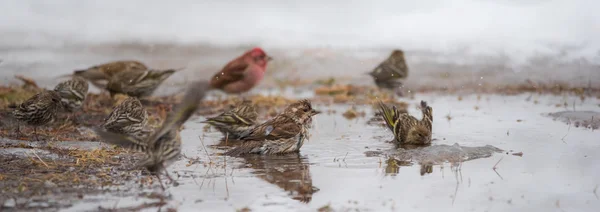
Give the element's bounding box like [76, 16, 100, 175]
[2, 92, 597, 211]
[1, 46, 600, 211]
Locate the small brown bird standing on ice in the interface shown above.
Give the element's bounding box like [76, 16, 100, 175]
[202, 100, 258, 139]
[106, 69, 178, 98]
[368, 50, 409, 94]
[93, 81, 210, 190]
[225, 100, 320, 156]
[72, 60, 147, 89]
[53, 77, 89, 112]
[103, 97, 149, 140]
[378, 100, 432, 145]
[209, 47, 272, 94]
[12, 90, 63, 140]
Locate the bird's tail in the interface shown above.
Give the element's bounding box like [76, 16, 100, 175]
[55, 73, 75, 79]
[377, 100, 400, 134]
[92, 127, 148, 152]
[420, 100, 433, 130]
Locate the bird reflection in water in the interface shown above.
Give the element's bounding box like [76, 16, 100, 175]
[239, 153, 319, 203]
[384, 157, 434, 176]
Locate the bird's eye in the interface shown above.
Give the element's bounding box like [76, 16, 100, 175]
[303, 108, 309, 112]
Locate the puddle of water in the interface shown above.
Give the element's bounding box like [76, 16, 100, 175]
[545, 110, 600, 130]
[61, 93, 600, 212]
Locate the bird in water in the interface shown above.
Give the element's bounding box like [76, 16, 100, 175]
[12, 90, 63, 140]
[202, 100, 258, 140]
[93, 80, 210, 190]
[209, 47, 272, 94]
[70, 60, 148, 89]
[378, 100, 432, 145]
[103, 97, 150, 141]
[368, 50, 409, 96]
[53, 77, 89, 112]
[225, 100, 320, 156]
[106, 68, 179, 98]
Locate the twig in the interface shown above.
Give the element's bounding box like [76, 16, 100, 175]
[492, 157, 503, 170]
[452, 167, 460, 205]
[31, 150, 49, 168]
[342, 152, 348, 162]
[592, 116, 595, 132]
[198, 136, 213, 163]
[594, 184, 598, 200]
[224, 164, 230, 200]
[492, 157, 504, 180]
[562, 119, 571, 143]
[198, 136, 215, 175]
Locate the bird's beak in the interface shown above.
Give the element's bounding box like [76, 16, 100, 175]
[266, 56, 273, 61]
[310, 109, 321, 116]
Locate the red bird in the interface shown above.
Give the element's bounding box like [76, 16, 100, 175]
[209, 48, 272, 94]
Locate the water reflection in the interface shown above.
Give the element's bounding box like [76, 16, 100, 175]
[383, 158, 434, 176]
[238, 154, 318, 203]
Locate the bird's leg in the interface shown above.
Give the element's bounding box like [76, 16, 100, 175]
[15, 123, 22, 137]
[156, 174, 166, 191]
[164, 170, 179, 186]
[71, 114, 81, 125]
[33, 127, 39, 141]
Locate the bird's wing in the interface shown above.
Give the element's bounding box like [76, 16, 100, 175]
[377, 101, 400, 132]
[93, 127, 147, 152]
[209, 60, 248, 89]
[224, 140, 265, 156]
[231, 102, 259, 122]
[204, 111, 251, 125]
[240, 116, 301, 141]
[147, 81, 209, 147]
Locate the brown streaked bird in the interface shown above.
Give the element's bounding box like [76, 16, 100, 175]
[71, 60, 147, 88]
[106, 69, 178, 98]
[53, 77, 89, 112]
[225, 100, 320, 156]
[12, 90, 63, 140]
[209, 47, 272, 94]
[368, 50, 409, 91]
[378, 100, 433, 145]
[202, 100, 258, 139]
[93, 80, 210, 190]
[103, 97, 149, 140]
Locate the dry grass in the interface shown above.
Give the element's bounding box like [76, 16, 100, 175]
[0, 142, 138, 200]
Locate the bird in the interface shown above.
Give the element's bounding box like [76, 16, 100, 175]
[12, 90, 63, 140]
[209, 47, 272, 94]
[225, 99, 320, 156]
[202, 100, 258, 140]
[53, 77, 89, 112]
[378, 100, 432, 145]
[70, 60, 148, 89]
[93, 80, 210, 190]
[106, 69, 178, 98]
[368, 50, 409, 93]
[103, 97, 150, 140]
